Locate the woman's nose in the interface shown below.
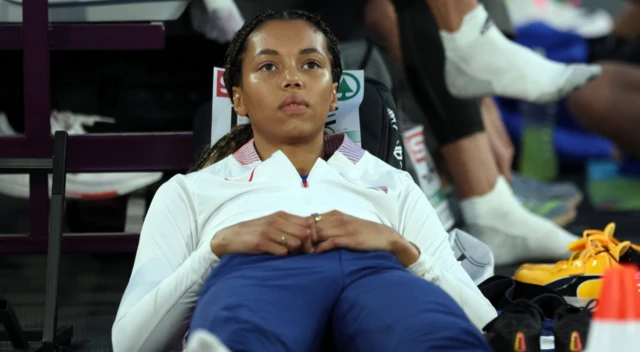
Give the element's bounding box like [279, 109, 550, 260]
[281, 71, 303, 89]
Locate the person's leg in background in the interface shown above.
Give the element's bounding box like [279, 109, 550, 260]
[588, 1, 640, 64]
[480, 96, 515, 182]
[365, 0, 578, 266]
[569, 1, 640, 147]
[568, 62, 640, 158]
[612, 1, 640, 39]
[331, 250, 492, 352]
[188, 252, 342, 351]
[365, 0, 495, 201]
[392, 0, 601, 102]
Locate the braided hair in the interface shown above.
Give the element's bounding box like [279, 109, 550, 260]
[191, 9, 343, 172]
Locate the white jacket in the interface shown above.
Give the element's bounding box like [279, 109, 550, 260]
[112, 134, 497, 352]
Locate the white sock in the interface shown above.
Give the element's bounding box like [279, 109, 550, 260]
[185, 330, 231, 352]
[440, 4, 601, 103]
[460, 176, 578, 266]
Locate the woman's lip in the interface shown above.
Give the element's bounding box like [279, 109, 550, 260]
[280, 104, 308, 114]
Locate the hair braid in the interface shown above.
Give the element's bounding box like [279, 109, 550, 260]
[191, 9, 343, 172]
[190, 124, 254, 172]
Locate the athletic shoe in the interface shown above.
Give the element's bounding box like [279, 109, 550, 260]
[553, 300, 595, 352]
[513, 224, 639, 306]
[449, 228, 495, 285]
[506, 0, 613, 39]
[485, 299, 544, 352]
[479, 276, 566, 351]
[517, 223, 640, 272]
[517, 196, 576, 227]
[0, 111, 163, 199]
[532, 293, 571, 352]
[511, 173, 583, 208]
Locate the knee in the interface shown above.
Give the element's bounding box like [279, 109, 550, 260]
[567, 88, 606, 132]
[567, 65, 613, 132]
[364, 0, 397, 39]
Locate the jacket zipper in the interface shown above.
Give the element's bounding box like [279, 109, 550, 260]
[302, 179, 311, 205]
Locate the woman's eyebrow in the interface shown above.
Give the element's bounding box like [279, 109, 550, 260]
[254, 49, 279, 58]
[254, 48, 325, 59]
[299, 48, 324, 57]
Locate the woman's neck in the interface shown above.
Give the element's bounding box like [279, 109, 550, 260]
[253, 134, 325, 175]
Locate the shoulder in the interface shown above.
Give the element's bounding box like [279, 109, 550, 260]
[150, 173, 194, 210]
[154, 156, 251, 202]
[358, 152, 411, 179]
[355, 152, 416, 189]
[186, 155, 256, 183]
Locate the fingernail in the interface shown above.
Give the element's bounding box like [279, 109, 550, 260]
[310, 247, 316, 253]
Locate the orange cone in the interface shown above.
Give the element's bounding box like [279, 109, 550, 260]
[583, 265, 640, 351]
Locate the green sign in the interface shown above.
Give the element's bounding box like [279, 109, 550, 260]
[337, 72, 361, 101]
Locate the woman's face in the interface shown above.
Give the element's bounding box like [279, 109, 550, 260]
[232, 20, 338, 144]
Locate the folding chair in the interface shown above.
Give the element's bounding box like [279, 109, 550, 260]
[0, 131, 73, 352]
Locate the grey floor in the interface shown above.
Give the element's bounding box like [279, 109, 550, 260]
[0, 254, 132, 352]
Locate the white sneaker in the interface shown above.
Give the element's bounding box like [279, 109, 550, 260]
[506, 0, 613, 38]
[0, 112, 163, 199]
[449, 228, 495, 285]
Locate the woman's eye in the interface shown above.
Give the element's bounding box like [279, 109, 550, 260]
[303, 61, 320, 69]
[259, 63, 276, 71]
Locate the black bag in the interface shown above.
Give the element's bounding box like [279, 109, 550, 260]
[192, 78, 404, 170]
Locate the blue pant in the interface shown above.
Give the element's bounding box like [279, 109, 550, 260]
[189, 249, 491, 352]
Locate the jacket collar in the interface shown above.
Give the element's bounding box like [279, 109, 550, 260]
[231, 134, 365, 166]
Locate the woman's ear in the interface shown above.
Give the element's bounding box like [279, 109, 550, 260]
[329, 82, 338, 111]
[232, 87, 247, 116]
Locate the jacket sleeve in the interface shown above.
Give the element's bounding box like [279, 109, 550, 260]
[112, 176, 220, 352]
[396, 175, 497, 330]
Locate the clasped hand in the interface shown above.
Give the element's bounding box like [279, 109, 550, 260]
[210, 210, 419, 266]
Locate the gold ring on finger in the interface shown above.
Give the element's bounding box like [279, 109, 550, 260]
[281, 234, 289, 246]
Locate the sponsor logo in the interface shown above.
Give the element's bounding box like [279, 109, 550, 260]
[215, 69, 229, 98]
[569, 331, 583, 351]
[393, 141, 404, 168]
[337, 72, 360, 101]
[514, 332, 527, 352]
[386, 108, 398, 130]
[367, 186, 388, 194]
[404, 129, 427, 164]
[546, 275, 601, 297]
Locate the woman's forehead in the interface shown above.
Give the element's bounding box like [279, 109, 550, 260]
[246, 20, 327, 55]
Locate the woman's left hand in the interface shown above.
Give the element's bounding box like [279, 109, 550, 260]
[312, 210, 420, 267]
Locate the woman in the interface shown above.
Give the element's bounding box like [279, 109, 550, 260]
[112, 10, 496, 352]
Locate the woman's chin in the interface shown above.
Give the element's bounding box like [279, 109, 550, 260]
[277, 127, 325, 143]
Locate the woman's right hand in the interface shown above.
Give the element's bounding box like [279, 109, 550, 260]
[210, 211, 316, 257]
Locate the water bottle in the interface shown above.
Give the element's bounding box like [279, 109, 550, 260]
[518, 101, 558, 181]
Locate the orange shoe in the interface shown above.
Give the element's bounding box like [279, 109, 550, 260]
[513, 223, 639, 306]
[517, 223, 639, 273]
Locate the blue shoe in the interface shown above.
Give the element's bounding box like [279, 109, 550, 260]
[512, 173, 583, 208]
[517, 196, 577, 227]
